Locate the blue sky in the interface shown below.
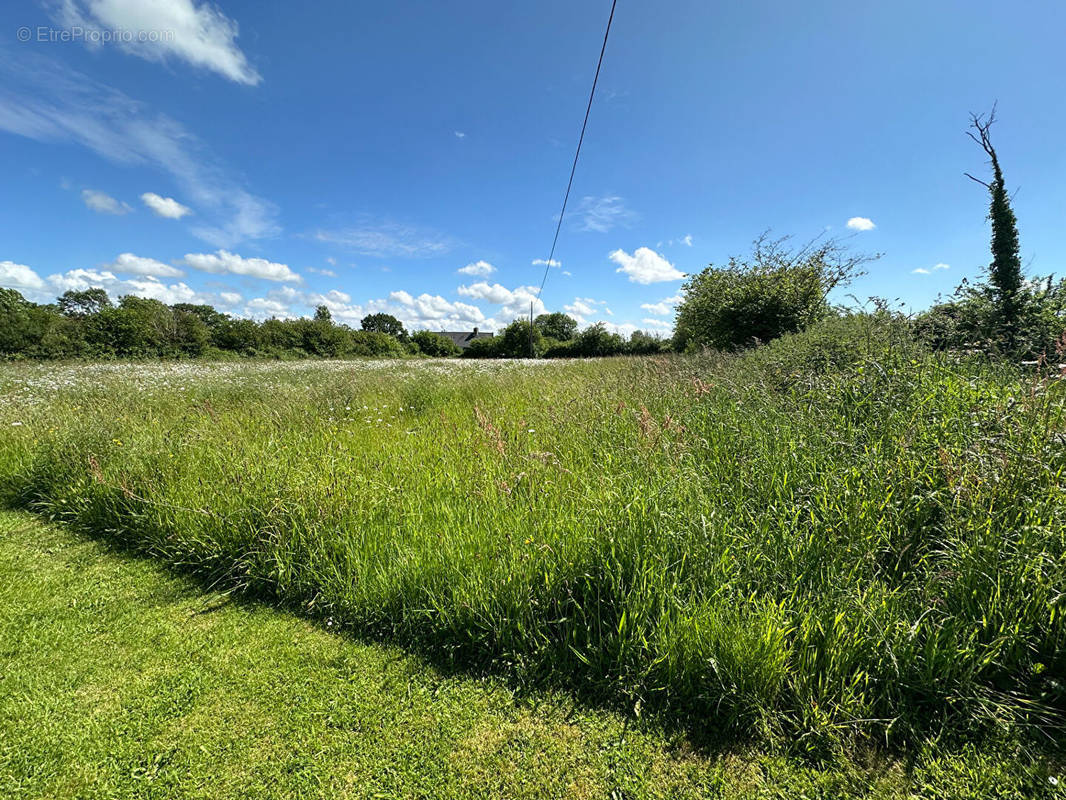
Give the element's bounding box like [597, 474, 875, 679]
[1, 0, 1064, 335]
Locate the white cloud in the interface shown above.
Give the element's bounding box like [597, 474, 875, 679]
[681, 234, 693, 247]
[913, 263, 950, 276]
[53, 0, 261, 85]
[457, 260, 496, 276]
[532, 258, 561, 267]
[457, 281, 515, 305]
[314, 221, 453, 258]
[181, 250, 301, 283]
[602, 321, 639, 337]
[45, 267, 223, 306]
[141, 192, 191, 219]
[610, 247, 684, 284]
[81, 189, 131, 215]
[219, 291, 242, 306]
[846, 216, 876, 231]
[105, 252, 184, 278]
[0, 260, 46, 290]
[454, 131, 466, 139]
[641, 318, 672, 329]
[575, 195, 636, 233]
[306, 266, 338, 277]
[0, 55, 277, 247]
[565, 299, 597, 318]
[326, 257, 337, 266]
[456, 281, 544, 325]
[640, 294, 683, 316]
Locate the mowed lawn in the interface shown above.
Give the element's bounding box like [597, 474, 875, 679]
[0, 510, 1055, 800]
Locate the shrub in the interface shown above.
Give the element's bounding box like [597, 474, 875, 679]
[410, 330, 462, 357]
[461, 337, 501, 359]
[349, 330, 406, 357]
[534, 312, 578, 342]
[673, 234, 871, 352]
[915, 276, 1066, 360]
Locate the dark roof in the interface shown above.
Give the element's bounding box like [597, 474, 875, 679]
[438, 330, 494, 349]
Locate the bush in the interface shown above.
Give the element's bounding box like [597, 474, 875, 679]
[461, 338, 501, 359]
[349, 330, 406, 357]
[410, 330, 461, 357]
[673, 234, 871, 352]
[915, 276, 1066, 360]
[534, 312, 578, 341]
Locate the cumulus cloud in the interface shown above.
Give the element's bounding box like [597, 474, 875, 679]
[306, 266, 338, 277]
[575, 195, 637, 233]
[640, 294, 683, 316]
[934, 262, 950, 271]
[456, 281, 544, 324]
[912, 267, 931, 275]
[0, 260, 46, 290]
[45, 267, 224, 306]
[681, 234, 693, 247]
[562, 297, 613, 326]
[457, 281, 515, 305]
[846, 216, 876, 231]
[181, 250, 301, 283]
[457, 260, 495, 277]
[105, 252, 184, 278]
[141, 192, 191, 219]
[81, 189, 131, 215]
[454, 131, 466, 139]
[532, 258, 561, 267]
[641, 318, 672, 329]
[52, 0, 261, 85]
[610, 247, 684, 284]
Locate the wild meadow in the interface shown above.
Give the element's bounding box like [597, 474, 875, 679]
[1, 316, 1065, 759]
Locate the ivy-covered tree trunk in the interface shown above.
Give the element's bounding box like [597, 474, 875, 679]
[967, 108, 1023, 354]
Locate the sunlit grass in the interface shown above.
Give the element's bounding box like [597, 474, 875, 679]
[2, 321, 1065, 754]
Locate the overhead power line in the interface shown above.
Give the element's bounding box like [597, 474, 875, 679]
[535, 0, 619, 302]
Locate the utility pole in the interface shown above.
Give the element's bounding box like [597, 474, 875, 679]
[529, 301, 534, 358]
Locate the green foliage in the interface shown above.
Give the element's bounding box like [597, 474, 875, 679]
[914, 276, 1066, 360]
[627, 329, 669, 355]
[349, 330, 406, 357]
[57, 288, 112, 317]
[534, 312, 578, 342]
[410, 330, 462, 357]
[488, 318, 543, 358]
[673, 234, 871, 352]
[967, 108, 1024, 352]
[361, 312, 408, 341]
[460, 337, 502, 359]
[545, 322, 625, 358]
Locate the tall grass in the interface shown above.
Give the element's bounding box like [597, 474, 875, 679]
[2, 318, 1064, 752]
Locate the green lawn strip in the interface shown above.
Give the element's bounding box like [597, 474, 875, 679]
[0, 511, 1057, 799]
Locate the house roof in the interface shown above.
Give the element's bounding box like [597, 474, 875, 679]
[438, 330, 494, 349]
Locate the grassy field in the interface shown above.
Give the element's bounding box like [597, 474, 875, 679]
[1, 510, 1057, 799]
[1, 319, 1065, 763]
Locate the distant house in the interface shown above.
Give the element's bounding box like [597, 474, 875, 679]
[438, 327, 494, 351]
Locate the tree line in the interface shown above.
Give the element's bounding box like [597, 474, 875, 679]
[0, 287, 670, 361]
[2, 110, 1055, 363]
